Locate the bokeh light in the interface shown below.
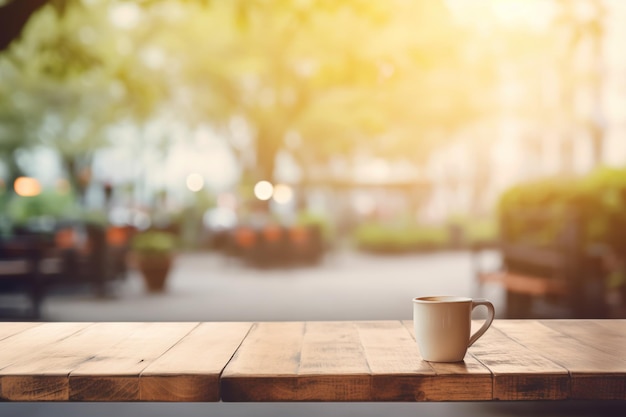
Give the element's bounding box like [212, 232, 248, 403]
[14, 177, 42, 197]
[272, 184, 293, 205]
[109, 3, 141, 29]
[203, 207, 238, 230]
[186, 173, 205, 192]
[254, 180, 274, 201]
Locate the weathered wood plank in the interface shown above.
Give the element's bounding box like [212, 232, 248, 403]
[541, 320, 626, 362]
[224, 321, 377, 401]
[497, 320, 626, 400]
[225, 321, 398, 401]
[140, 322, 252, 402]
[542, 320, 626, 400]
[68, 322, 198, 401]
[473, 321, 569, 400]
[0, 323, 90, 370]
[224, 321, 383, 401]
[0, 321, 624, 403]
[593, 319, 626, 333]
[0, 322, 40, 341]
[297, 321, 371, 401]
[0, 323, 151, 401]
[0, 323, 92, 401]
[400, 320, 493, 401]
[224, 321, 491, 402]
[221, 321, 304, 401]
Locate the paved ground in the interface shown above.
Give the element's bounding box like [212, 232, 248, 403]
[43, 249, 505, 322]
[1, 250, 625, 416]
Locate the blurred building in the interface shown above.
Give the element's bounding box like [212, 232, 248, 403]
[421, 0, 626, 223]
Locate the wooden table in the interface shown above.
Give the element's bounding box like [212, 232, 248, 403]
[0, 320, 624, 402]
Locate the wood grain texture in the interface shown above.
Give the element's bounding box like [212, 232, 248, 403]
[401, 320, 492, 401]
[541, 320, 626, 362]
[472, 321, 569, 400]
[0, 322, 91, 401]
[499, 320, 626, 400]
[221, 321, 304, 401]
[0, 323, 151, 401]
[68, 322, 198, 401]
[297, 321, 371, 401]
[223, 321, 492, 402]
[140, 321, 252, 402]
[223, 321, 379, 401]
[0, 320, 625, 402]
[0, 322, 40, 341]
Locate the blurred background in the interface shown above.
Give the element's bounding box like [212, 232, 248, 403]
[2, 0, 626, 321]
[1, 0, 626, 415]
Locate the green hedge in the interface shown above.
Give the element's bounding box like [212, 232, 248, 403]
[5, 191, 78, 224]
[2, 190, 111, 233]
[132, 230, 178, 256]
[296, 211, 334, 242]
[498, 166, 626, 250]
[353, 222, 449, 253]
[448, 217, 499, 247]
[352, 216, 499, 254]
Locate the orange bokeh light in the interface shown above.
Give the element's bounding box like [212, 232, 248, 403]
[14, 177, 42, 197]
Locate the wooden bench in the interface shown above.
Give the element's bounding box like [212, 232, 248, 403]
[0, 320, 624, 402]
[0, 223, 134, 318]
[0, 236, 49, 318]
[474, 209, 610, 318]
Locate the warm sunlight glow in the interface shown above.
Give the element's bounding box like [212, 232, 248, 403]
[272, 184, 293, 205]
[109, 3, 141, 29]
[445, 0, 555, 29]
[14, 177, 42, 197]
[186, 173, 204, 192]
[254, 181, 274, 201]
[491, 0, 554, 28]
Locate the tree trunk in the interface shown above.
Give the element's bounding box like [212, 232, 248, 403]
[61, 154, 92, 207]
[255, 131, 279, 183]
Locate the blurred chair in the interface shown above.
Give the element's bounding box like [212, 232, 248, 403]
[0, 233, 48, 318]
[106, 225, 135, 282]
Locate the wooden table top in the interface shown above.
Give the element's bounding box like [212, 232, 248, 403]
[0, 320, 624, 402]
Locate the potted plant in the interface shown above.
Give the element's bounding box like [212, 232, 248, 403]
[131, 230, 177, 292]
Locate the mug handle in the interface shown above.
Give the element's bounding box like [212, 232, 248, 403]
[468, 299, 495, 347]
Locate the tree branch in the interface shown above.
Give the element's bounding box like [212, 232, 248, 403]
[0, 0, 49, 51]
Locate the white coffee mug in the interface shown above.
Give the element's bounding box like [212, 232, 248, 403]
[412, 296, 495, 362]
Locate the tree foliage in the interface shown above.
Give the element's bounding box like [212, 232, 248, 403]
[135, 0, 477, 181]
[1, 0, 488, 193]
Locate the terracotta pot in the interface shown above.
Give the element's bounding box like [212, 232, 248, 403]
[136, 255, 173, 293]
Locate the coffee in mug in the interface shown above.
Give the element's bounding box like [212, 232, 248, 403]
[412, 296, 495, 362]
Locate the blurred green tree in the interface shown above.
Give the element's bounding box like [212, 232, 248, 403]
[0, 0, 167, 203]
[136, 0, 481, 186]
[1, 0, 488, 210]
